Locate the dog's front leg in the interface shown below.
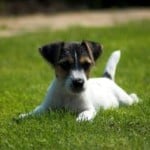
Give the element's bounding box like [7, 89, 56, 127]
[18, 103, 50, 119]
[76, 108, 97, 122]
[18, 83, 55, 119]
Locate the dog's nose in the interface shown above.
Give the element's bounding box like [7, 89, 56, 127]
[72, 78, 84, 88]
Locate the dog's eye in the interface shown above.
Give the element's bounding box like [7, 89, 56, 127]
[59, 61, 72, 70]
[81, 62, 91, 70]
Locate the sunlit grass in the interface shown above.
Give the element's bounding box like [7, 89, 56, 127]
[0, 20, 150, 149]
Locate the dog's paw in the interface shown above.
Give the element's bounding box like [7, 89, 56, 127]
[18, 113, 29, 119]
[76, 110, 96, 122]
[13, 113, 29, 123]
[130, 93, 139, 103]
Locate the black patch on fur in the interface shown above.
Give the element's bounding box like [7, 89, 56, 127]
[39, 41, 103, 67]
[103, 72, 112, 80]
[39, 41, 64, 66]
[81, 40, 103, 61]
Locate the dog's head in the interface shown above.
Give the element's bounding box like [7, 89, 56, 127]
[39, 41, 103, 94]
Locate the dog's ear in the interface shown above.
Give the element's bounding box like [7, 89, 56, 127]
[39, 42, 64, 66]
[81, 40, 103, 63]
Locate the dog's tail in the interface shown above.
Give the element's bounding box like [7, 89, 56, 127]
[103, 50, 121, 81]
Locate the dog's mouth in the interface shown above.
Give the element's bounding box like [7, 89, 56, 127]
[70, 86, 85, 94]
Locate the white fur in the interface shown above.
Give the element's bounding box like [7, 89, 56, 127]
[103, 50, 120, 81]
[19, 50, 139, 121]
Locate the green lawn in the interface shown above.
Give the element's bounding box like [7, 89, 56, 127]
[0, 21, 150, 150]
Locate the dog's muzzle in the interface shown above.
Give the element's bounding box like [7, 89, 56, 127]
[66, 69, 87, 93]
[71, 78, 85, 92]
[72, 78, 84, 88]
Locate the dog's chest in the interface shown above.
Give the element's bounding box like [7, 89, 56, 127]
[57, 93, 86, 112]
[48, 80, 86, 111]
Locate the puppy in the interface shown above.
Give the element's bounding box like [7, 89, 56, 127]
[19, 41, 139, 121]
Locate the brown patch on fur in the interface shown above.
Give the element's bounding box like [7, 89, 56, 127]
[55, 66, 69, 79]
[80, 56, 92, 79]
[82, 41, 95, 65]
[85, 70, 90, 79]
[79, 56, 92, 64]
[81, 40, 103, 62]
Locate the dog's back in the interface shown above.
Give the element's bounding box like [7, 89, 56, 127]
[86, 50, 138, 111]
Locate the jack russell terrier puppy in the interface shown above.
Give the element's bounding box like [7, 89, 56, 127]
[19, 41, 139, 121]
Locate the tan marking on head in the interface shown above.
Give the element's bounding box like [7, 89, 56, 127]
[55, 66, 69, 79]
[79, 56, 92, 64]
[85, 69, 90, 79]
[83, 41, 95, 65]
[79, 56, 92, 79]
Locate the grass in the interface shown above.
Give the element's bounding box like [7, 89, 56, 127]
[0, 20, 150, 150]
